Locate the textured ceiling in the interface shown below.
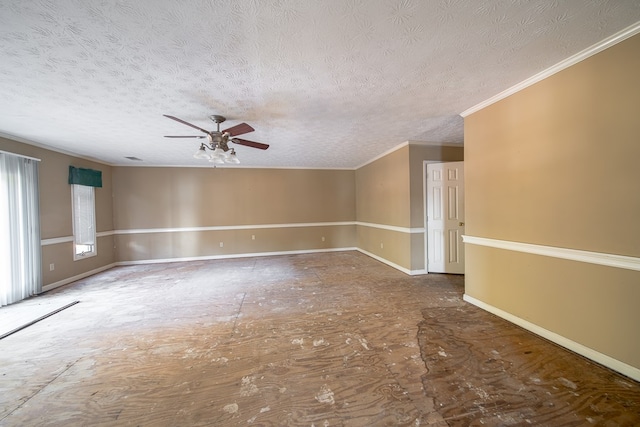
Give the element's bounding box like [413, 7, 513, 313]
[0, 1, 639, 169]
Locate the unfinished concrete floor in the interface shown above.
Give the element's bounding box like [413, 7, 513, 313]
[0, 252, 638, 426]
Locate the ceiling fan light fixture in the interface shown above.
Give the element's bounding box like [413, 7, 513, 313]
[193, 144, 211, 160]
[211, 145, 226, 159]
[226, 148, 240, 164]
[209, 156, 226, 165]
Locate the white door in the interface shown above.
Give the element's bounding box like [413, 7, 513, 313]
[426, 162, 465, 274]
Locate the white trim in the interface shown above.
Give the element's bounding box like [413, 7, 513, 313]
[114, 222, 355, 235]
[41, 231, 114, 246]
[0, 132, 113, 166]
[41, 236, 74, 246]
[461, 21, 640, 117]
[356, 248, 427, 276]
[39, 247, 417, 292]
[463, 294, 640, 382]
[116, 247, 357, 266]
[463, 235, 640, 272]
[356, 221, 424, 234]
[2, 132, 460, 171]
[0, 149, 41, 162]
[116, 163, 354, 171]
[406, 140, 463, 148]
[42, 263, 116, 292]
[117, 247, 429, 277]
[423, 161, 430, 274]
[58, 223, 426, 238]
[1, 131, 351, 170]
[356, 141, 409, 169]
[71, 184, 97, 261]
[421, 160, 452, 273]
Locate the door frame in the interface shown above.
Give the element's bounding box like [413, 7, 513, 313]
[422, 160, 439, 274]
[423, 160, 465, 274]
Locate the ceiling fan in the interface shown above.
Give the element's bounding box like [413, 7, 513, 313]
[164, 114, 269, 164]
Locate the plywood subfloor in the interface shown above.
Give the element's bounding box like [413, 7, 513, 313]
[419, 306, 640, 425]
[0, 252, 638, 426]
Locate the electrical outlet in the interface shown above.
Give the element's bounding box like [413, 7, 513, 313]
[380, 243, 384, 249]
[321, 236, 325, 242]
[219, 242, 224, 248]
[251, 235, 255, 240]
[49, 263, 55, 271]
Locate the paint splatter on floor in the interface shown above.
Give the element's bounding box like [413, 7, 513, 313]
[1, 252, 638, 426]
[418, 305, 640, 425]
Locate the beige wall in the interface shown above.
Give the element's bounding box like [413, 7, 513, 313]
[356, 146, 412, 269]
[356, 147, 411, 228]
[355, 143, 463, 272]
[464, 34, 640, 371]
[0, 137, 115, 286]
[112, 167, 356, 262]
[6, 135, 460, 285]
[2, 139, 358, 285]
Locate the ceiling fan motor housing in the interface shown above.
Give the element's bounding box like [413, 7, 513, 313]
[207, 132, 230, 151]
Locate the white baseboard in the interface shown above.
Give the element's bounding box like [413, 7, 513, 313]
[356, 248, 427, 276]
[115, 247, 358, 266]
[463, 294, 640, 383]
[41, 248, 426, 296]
[42, 263, 117, 293]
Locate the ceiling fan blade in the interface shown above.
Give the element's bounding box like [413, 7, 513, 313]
[223, 123, 254, 137]
[163, 115, 210, 134]
[164, 135, 206, 138]
[232, 138, 269, 150]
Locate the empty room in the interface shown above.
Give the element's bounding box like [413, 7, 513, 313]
[1, 1, 639, 425]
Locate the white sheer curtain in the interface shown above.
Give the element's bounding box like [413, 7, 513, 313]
[0, 151, 42, 307]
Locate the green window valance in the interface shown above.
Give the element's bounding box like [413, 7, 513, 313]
[68, 166, 102, 188]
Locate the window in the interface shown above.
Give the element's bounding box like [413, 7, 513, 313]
[71, 184, 96, 259]
[1, 151, 41, 306]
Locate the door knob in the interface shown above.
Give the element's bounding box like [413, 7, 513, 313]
[459, 222, 465, 226]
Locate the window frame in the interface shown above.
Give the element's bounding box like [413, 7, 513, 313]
[71, 184, 97, 260]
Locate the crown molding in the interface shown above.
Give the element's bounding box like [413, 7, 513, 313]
[114, 163, 355, 170]
[355, 141, 410, 169]
[0, 149, 41, 162]
[406, 140, 464, 148]
[461, 21, 640, 117]
[0, 132, 114, 166]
